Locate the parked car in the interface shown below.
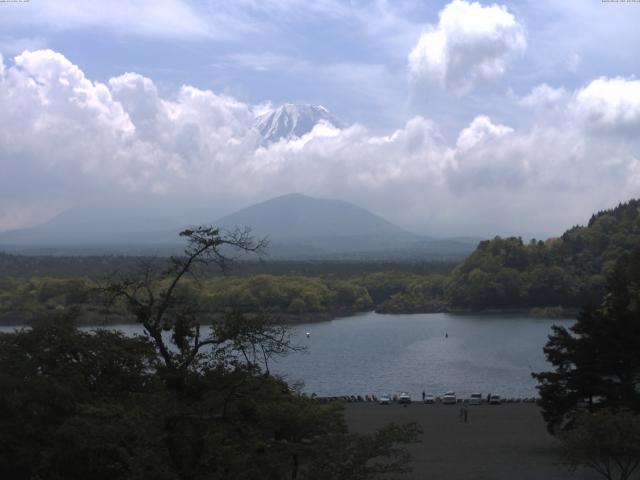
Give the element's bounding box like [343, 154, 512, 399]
[423, 393, 435, 404]
[469, 393, 482, 405]
[398, 392, 411, 404]
[379, 394, 391, 405]
[442, 391, 457, 404]
[489, 394, 502, 405]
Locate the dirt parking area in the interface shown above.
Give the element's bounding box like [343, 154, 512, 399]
[345, 402, 599, 480]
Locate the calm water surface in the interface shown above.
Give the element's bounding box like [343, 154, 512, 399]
[1, 312, 571, 399]
[271, 312, 571, 399]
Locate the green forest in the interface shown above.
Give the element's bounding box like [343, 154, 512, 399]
[0, 273, 445, 324]
[446, 199, 640, 310]
[2, 199, 640, 322]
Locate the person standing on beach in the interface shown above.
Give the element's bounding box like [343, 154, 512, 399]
[464, 404, 469, 423]
[459, 405, 464, 421]
[422, 391, 425, 401]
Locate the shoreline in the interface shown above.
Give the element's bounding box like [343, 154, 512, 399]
[0, 306, 578, 327]
[0, 309, 364, 327]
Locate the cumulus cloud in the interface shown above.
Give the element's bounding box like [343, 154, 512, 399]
[448, 116, 524, 191]
[455, 115, 513, 151]
[409, 0, 526, 94]
[572, 77, 640, 134]
[1, 49, 640, 238]
[0, 50, 134, 185]
[518, 77, 640, 136]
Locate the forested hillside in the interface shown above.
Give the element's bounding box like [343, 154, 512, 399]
[445, 199, 640, 309]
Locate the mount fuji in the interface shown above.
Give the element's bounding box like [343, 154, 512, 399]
[255, 104, 342, 144]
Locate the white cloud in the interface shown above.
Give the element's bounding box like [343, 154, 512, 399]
[455, 115, 513, 151]
[448, 116, 531, 192]
[572, 77, 640, 134]
[517, 77, 640, 140]
[519, 83, 566, 108]
[2, 49, 640, 238]
[409, 0, 526, 94]
[0, 50, 135, 180]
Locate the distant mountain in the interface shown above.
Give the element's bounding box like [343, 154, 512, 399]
[216, 193, 478, 260]
[216, 193, 410, 239]
[0, 207, 182, 253]
[255, 104, 341, 144]
[0, 194, 478, 260]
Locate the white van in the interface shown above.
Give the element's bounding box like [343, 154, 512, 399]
[398, 392, 412, 404]
[442, 391, 457, 404]
[469, 393, 482, 405]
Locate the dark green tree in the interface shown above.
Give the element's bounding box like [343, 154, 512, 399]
[533, 248, 640, 433]
[559, 409, 640, 480]
[0, 315, 166, 480]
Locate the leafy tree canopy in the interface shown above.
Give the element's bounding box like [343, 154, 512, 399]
[533, 247, 640, 434]
[559, 409, 640, 480]
[446, 199, 640, 309]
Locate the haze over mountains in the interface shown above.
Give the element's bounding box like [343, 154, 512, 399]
[0, 207, 181, 255]
[0, 193, 478, 260]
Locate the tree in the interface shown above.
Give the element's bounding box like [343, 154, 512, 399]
[104, 226, 273, 380]
[533, 248, 640, 434]
[559, 409, 640, 480]
[99, 225, 420, 480]
[0, 315, 166, 480]
[304, 423, 422, 480]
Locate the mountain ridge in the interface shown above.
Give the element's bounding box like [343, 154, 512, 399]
[215, 193, 412, 239]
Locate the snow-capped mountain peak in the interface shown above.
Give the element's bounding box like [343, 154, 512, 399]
[255, 103, 342, 144]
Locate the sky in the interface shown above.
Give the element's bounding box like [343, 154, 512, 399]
[1, 0, 640, 238]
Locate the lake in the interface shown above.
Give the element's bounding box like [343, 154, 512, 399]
[0, 311, 571, 399]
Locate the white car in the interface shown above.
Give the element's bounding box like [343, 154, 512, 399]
[469, 393, 482, 405]
[442, 391, 457, 404]
[379, 394, 391, 405]
[423, 393, 435, 404]
[489, 394, 502, 405]
[398, 392, 411, 404]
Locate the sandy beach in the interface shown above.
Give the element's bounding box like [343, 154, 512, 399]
[345, 402, 600, 480]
